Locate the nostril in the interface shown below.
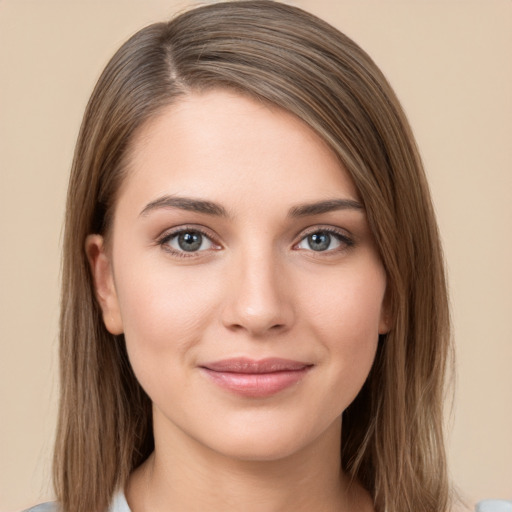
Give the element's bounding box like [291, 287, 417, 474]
[220, 268, 295, 335]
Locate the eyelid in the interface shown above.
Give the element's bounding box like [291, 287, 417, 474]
[155, 224, 354, 257]
[157, 225, 222, 256]
[293, 225, 355, 251]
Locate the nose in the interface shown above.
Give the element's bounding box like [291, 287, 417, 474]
[221, 249, 295, 337]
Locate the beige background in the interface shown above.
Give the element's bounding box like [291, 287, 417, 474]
[0, 1, 510, 510]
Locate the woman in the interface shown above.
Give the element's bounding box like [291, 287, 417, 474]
[27, 1, 454, 511]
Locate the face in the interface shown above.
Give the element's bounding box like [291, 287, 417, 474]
[88, 90, 389, 462]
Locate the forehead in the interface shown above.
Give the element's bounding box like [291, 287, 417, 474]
[118, 89, 359, 213]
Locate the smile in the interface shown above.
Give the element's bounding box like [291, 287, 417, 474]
[199, 357, 313, 398]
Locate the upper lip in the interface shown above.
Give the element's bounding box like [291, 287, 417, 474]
[200, 357, 312, 374]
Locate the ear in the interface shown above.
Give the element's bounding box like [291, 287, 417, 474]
[378, 312, 391, 335]
[85, 234, 124, 335]
[378, 288, 392, 335]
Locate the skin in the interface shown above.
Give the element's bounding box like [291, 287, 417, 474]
[87, 90, 388, 511]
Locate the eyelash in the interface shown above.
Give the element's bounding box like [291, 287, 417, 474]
[156, 225, 355, 258]
[294, 227, 355, 253]
[157, 226, 220, 258]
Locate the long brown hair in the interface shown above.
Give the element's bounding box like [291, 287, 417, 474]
[55, 2, 452, 511]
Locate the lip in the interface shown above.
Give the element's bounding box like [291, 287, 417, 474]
[199, 357, 313, 398]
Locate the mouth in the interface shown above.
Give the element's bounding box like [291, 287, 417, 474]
[199, 357, 313, 398]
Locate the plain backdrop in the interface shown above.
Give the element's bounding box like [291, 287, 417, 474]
[0, 1, 511, 510]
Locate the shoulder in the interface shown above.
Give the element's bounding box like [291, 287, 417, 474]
[22, 504, 58, 512]
[21, 491, 130, 512]
[110, 490, 132, 512]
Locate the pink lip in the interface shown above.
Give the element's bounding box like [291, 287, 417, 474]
[200, 358, 312, 398]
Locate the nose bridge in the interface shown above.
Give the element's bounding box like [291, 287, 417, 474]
[222, 243, 293, 335]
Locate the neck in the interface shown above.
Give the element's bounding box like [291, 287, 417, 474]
[126, 413, 372, 512]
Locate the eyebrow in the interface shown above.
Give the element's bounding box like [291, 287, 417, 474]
[139, 195, 228, 217]
[139, 195, 363, 218]
[288, 198, 364, 217]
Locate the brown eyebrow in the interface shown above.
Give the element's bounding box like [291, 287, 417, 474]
[139, 196, 363, 219]
[139, 195, 229, 217]
[288, 199, 364, 217]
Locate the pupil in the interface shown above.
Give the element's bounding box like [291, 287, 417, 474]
[178, 232, 202, 251]
[308, 232, 330, 251]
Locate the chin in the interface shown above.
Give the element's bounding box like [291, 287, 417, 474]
[195, 412, 341, 464]
[208, 433, 312, 463]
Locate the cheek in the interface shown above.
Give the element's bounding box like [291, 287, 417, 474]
[113, 258, 223, 382]
[299, 263, 385, 400]
[303, 263, 386, 342]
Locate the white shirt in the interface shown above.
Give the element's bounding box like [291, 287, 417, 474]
[23, 490, 131, 512]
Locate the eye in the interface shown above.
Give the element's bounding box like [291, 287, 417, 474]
[159, 228, 218, 255]
[295, 229, 353, 252]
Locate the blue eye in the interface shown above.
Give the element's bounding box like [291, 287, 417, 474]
[161, 229, 215, 253]
[296, 230, 352, 252]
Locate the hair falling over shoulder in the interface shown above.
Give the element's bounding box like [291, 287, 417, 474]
[54, 2, 453, 511]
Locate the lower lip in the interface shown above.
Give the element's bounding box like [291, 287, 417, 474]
[201, 368, 311, 398]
